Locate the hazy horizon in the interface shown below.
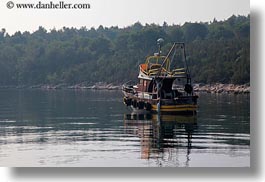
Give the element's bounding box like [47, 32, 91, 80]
[1, 13, 250, 35]
[0, 0, 250, 35]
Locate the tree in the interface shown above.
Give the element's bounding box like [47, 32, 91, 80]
[0, 15, 250, 86]
[183, 23, 209, 42]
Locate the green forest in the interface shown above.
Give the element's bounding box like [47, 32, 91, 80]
[0, 15, 249, 86]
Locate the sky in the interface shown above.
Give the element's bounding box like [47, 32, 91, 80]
[0, 0, 250, 35]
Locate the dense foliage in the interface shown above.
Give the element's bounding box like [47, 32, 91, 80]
[0, 15, 250, 86]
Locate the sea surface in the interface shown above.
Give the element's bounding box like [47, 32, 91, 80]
[0, 89, 250, 167]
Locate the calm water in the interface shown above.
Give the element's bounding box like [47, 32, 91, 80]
[0, 89, 250, 167]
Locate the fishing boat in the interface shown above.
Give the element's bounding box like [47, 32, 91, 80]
[122, 39, 198, 114]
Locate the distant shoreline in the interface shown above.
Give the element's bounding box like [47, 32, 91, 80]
[193, 83, 250, 94]
[0, 82, 122, 90]
[0, 82, 250, 94]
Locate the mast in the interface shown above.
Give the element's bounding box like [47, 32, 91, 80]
[157, 38, 164, 56]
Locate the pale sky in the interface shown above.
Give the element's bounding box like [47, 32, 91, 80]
[0, 0, 249, 35]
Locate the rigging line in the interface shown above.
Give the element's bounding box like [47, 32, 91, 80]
[156, 44, 178, 93]
[169, 45, 177, 71]
[155, 43, 176, 77]
[183, 44, 190, 76]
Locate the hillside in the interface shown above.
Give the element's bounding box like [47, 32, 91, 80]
[0, 15, 250, 86]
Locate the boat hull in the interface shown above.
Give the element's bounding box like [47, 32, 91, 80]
[123, 95, 198, 115]
[151, 104, 197, 114]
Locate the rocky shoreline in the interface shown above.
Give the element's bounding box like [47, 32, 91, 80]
[0, 82, 122, 90]
[0, 82, 250, 94]
[193, 83, 250, 94]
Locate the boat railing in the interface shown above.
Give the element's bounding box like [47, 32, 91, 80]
[135, 91, 157, 99]
[148, 67, 168, 76]
[122, 81, 137, 94]
[171, 68, 186, 76]
[140, 63, 186, 77]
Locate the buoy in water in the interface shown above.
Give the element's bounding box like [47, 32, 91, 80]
[123, 97, 132, 106]
[145, 102, 152, 111]
[138, 101, 144, 109]
[132, 100, 137, 108]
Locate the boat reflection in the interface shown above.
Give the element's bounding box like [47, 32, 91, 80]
[124, 112, 197, 165]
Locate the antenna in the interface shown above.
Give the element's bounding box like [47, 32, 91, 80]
[157, 38, 164, 56]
